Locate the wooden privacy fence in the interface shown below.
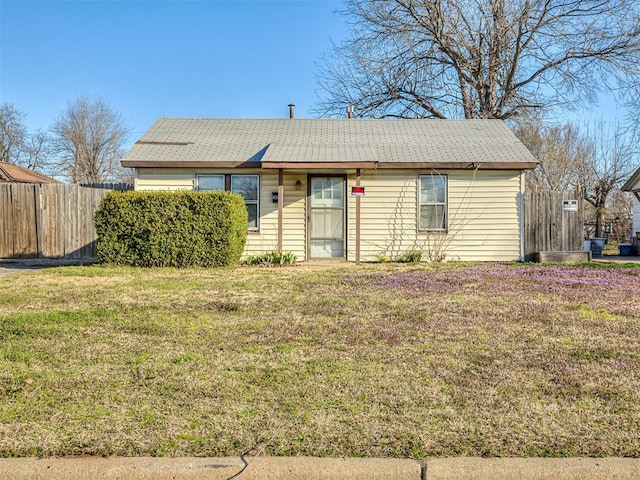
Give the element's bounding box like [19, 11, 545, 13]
[0, 183, 124, 259]
[524, 189, 584, 259]
[2, 183, 583, 261]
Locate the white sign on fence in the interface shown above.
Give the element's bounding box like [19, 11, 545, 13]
[562, 200, 578, 212]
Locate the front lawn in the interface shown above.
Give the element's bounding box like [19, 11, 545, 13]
[1, 262, 639, 458]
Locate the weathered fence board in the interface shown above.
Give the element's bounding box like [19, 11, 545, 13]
[0, 183, 124, 259]
[17, 185, 38, 257]
[0, 184, 38, 258]
[0, 185, 14, 258]
[2, 183, 583, 261]
[39, 184, 64, 258]
[524, 189, 584, 259]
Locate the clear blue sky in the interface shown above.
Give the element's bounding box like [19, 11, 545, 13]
[0, 0, 348, 144]
[0, 0, 627, 149]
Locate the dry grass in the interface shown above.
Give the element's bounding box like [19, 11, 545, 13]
[1, 262, 639, 458]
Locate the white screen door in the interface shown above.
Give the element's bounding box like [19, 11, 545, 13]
[308, 176, 345, 259]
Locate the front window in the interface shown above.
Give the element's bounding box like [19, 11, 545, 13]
[231, 175, 259, 230]
[419, 174, 447, 231]
[197, 174, 260, 231]
[197, 175, 224, 192]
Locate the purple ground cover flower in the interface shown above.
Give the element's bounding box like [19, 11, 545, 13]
[346, 264, 640, 301]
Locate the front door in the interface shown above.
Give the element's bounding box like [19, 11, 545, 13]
[308, 176, 346, 259]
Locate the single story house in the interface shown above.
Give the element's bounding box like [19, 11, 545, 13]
[622, 167, 640, 238]
[0, 162, 61, 184]
[121, 118, 537, 262]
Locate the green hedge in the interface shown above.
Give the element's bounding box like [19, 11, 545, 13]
[94, 190, 248, 267]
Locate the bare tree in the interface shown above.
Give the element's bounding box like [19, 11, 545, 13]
[49, 96, 131, 183]
[601, 189, 633, 243]
[315, 0, 640, 120]
[516, 118, 637, 237]
[22, 129, 52, 172]
[0, 103, 27, 165]
[575, 123, 637, 238]
[513, 119, 589, 191]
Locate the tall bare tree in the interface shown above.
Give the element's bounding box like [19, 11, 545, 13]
[315, 0, 640, 120]
[516, 118, 637, 238]
[514, 119, 638, 237]
[0, 103, 27, 165]
[513, 119, 588, 191]
[575, 123, 637, 238]
[49, 96, 131, 183]
[604, 189, 633, 243]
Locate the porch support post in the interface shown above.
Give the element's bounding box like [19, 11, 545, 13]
[277, 169, 283, 251]
[356, 168, 361, 264]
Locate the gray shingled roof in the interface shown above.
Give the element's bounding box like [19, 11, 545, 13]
[121, 118, 537, 167]
[622, 166, 640, 192]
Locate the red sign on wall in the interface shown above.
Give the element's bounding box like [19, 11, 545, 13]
[351, 186, 365, 196]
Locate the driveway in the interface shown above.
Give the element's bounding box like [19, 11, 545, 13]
[0, 259, 94, 277]
[593, 255, 640, 263]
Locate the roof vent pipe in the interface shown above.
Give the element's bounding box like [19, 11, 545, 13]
[288, 103, 295, 119]
[347, 105, 354, 119]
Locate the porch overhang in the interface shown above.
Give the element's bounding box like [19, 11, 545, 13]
[261, 162, 378, 170]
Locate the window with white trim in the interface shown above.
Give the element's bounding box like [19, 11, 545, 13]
[196, 174, 260, 231]
[418, 174, 447, 232]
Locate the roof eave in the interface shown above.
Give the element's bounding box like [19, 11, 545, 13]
[376, 161, 538, 170]
[123, 160, 537, 170]
[261, 162, 378, 169]
[622, 166, 640, 191]
[121, 160, 261, 168]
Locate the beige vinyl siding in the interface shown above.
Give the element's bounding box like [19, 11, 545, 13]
[249, 172, 306, 260]
[281, 174, 307, 260]
[629, 177, 640, 236]
[633, 195, 640, 236]
[134, 168, 307, 261]
[135, 167, 524, 262]
[135, 168, 195, 191]
[347, 170, 523, 262]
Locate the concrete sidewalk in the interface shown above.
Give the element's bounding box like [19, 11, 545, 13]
[1, 457, 639, 480]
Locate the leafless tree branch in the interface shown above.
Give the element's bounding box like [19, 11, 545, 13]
[49, 96, 131, 183]
[314, 0, 640, 120]
[0, 103, 27, 165]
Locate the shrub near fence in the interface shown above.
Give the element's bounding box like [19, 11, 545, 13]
[95, 190, 248, 267]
